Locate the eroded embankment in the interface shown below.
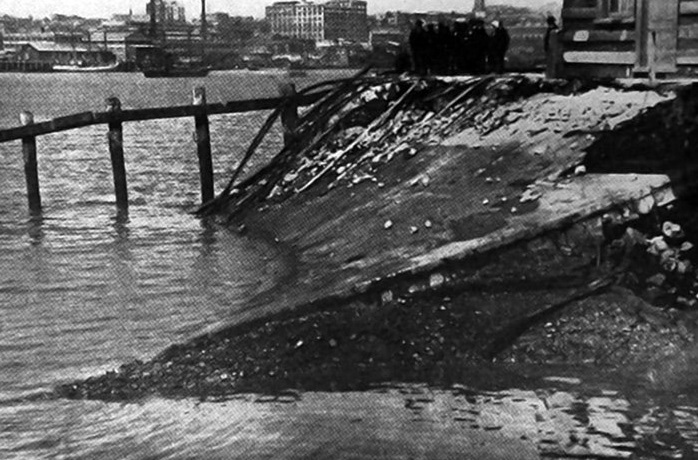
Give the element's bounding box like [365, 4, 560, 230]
[56, 75, 698, 401]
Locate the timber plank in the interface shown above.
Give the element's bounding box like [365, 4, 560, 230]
[562, 7, 598, 19]
[561, 29, 635, 42]
[677, 55, 698, 64]
[0, 90, 329, 143]
[563, 50, 636, 64]
[679, 23, 698, 39]
[680, 0, 698, 15]
[564, 0, 596, 7]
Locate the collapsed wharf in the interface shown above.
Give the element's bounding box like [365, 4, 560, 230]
[57, 74, 698, 401]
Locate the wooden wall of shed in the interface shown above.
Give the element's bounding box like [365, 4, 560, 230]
[678, 0, 698, 73]
[560, 0, 637, 78]
[559, 0, 698, 77]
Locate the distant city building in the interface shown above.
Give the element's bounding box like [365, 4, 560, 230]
[473, 0, 486, 18]
[146, 0, 187, 25]
[266, 0, 368, 43]
[324, 0, 368, 42]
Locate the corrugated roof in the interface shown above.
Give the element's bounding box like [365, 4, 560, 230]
[22, 42, 97, 53]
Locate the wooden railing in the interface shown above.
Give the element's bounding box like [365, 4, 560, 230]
[0, 85, 327, 214]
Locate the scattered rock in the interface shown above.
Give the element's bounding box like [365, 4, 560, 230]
[520, 189, 541, 203]
[663, 221, 685, 240]
[647, 236, 669, 256]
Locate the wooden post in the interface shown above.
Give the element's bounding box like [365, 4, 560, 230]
[649, 30, 657, 84]
[20, 111, 41, 213]
[106, 97, 128, 211]
[193, 86, 214, 204]
[279, 82, 299, 147]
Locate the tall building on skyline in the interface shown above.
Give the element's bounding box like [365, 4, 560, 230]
[146, 0, 186, 25]
[266, 0, 368, 43]
[473, 0, 486, 17]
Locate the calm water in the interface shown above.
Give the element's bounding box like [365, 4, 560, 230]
[2, 70, 698, 459]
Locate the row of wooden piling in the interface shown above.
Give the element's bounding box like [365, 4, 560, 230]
[10, 84, 304, 215]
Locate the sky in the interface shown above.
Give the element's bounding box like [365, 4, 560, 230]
[0, 0, 558, 20]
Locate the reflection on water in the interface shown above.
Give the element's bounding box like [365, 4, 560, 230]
[26, 215, 44, 246]
[4, 377, 698, 459]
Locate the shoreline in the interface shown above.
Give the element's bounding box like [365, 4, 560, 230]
[56, 73, 698, 401]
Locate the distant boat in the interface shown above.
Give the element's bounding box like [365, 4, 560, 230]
[142, 64, 210, 78]
[52, 62, 120, 72]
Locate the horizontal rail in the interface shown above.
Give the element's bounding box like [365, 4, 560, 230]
[0, 90, 330, 143]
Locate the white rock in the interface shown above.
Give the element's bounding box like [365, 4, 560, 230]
[663, 221, 684, 240]
[424, 220, 433, 228]
[410, 226, 419, 234]
[520, 189, 541, 203]
[574, 165, 587, 176]
[384, 220, 393, 229]
[677, 260, 692, 275]
[647, 236, 669, 255]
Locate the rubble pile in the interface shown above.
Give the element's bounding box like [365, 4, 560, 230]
[212, 74, 672, 219]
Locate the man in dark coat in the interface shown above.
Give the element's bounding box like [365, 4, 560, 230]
[489, 20, 510, 74]
[452, 19, 470, 74]
[544, 15, 559, 54]
[469, 19, 489, 74]
[409, 20, 427, 75]
[425, 22, 438, 75]
[436, 21, 453, 75]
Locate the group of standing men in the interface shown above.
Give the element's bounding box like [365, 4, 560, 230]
[408, 18, 510, 75]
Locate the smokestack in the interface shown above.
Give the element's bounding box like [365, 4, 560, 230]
[149, 0, 157, 37]
[201, 0, 207, 41]
[473, 0, 486, 18]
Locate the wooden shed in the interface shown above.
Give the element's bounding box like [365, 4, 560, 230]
[554, 0, 698, 78]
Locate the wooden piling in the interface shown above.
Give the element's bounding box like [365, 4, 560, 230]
[20, 111, 41, 213]
[279, 82, 299, 147]
[106, 97, 128, 211]
[193, 86, 214, 204]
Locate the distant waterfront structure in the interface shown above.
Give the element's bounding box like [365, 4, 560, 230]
[266, 0, 368, 43]
[16, 43, 115, 65]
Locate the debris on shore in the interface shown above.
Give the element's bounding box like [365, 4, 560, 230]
[56, 74, 698, 401]
[202, 74, 671, 219]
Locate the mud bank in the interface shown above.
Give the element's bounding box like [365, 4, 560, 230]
[57, 75, 698, 401]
